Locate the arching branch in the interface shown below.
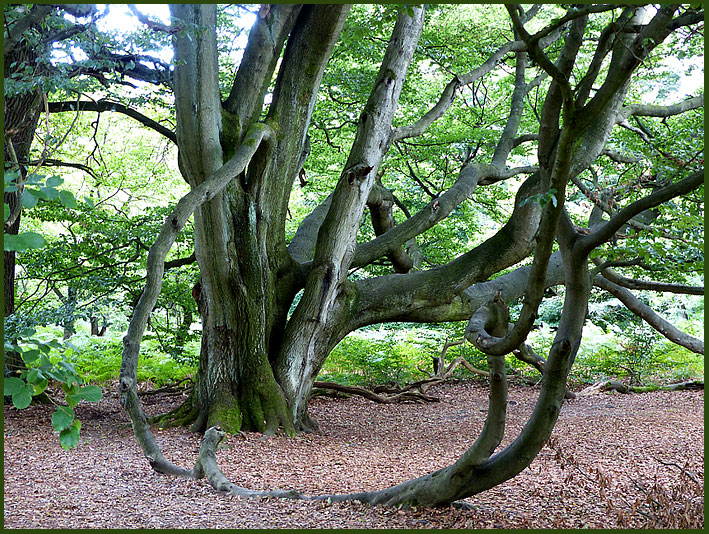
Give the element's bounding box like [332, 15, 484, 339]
[578, 170, 704, 255]
[594, 274, 704, 355]
[47, 100, 176, 144]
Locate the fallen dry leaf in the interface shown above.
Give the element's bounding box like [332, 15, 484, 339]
[3, 381, 703, 528]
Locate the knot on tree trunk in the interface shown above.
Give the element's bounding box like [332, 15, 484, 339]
[119, 376, 135, 392]
[343, 163, 373, 185]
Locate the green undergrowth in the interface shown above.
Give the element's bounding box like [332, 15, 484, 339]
[28, 327, 198, 386]
[318, 321, 704, 390]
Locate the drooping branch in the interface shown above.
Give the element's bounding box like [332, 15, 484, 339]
[119, 123, 273, 474]
[593, 274, 704, 355]
[48, 100, 176, 143]
[594, 261, 704, 295]
[462, 290, 575, 401]
[464, 291, 510, 351]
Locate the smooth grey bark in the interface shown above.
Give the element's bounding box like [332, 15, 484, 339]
[275, 5, 427, 428]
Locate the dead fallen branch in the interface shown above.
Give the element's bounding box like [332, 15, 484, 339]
[577, 379, 704, 396]
[137, 377, 193, 397]
[312, 381, 440, 403]
[312, 352, 494, 405]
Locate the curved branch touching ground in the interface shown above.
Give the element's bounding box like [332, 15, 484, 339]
[593, 274, 704, 355]
[118, 123, 273, 475]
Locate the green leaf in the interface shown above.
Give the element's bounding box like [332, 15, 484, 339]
[3, 232, 46, 252]
[58, 190, 79, 209]
[20, 348, 41, 363]
[46, 367, 68, 382]
[12, 385, 33, 409]
[46, 175, 63, 187]
[4, 169, 20, 188]
[78, 385, 103, 402]
[24, 173, 44, 185]
[3, 376, 25, 396]
[26, 367, 45, 384]
[39, 186, 59, 201]
[52, 406, 75, 432]
[58, 360, 79, 377]
[21, 191, 38, 209]
[4, 203, 10, 222]
[59, 420, 81, 450]
[20, 327, 36, 337]
[66, 391, 83, 408]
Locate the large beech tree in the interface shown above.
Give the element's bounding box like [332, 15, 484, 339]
[6, 4, 703, 507]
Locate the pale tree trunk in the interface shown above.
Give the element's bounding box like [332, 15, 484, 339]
[273, 5, 427, 430]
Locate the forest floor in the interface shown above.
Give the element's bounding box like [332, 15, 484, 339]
[3, 380, 704, 529]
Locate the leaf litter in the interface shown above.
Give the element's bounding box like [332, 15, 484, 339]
[3, 380, 703, 528]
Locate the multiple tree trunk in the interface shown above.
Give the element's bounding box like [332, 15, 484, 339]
[114, 4, 704, 507]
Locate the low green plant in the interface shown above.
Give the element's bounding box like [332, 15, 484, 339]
[62, 334, 198, 386]
[4, 328, 102, 450]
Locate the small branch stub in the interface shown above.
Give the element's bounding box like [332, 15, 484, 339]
[344, 163, 373, 185]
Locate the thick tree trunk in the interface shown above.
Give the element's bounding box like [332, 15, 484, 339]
[160, 4, 351, 434]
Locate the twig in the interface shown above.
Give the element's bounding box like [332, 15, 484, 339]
[652, 457, 700, 484]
